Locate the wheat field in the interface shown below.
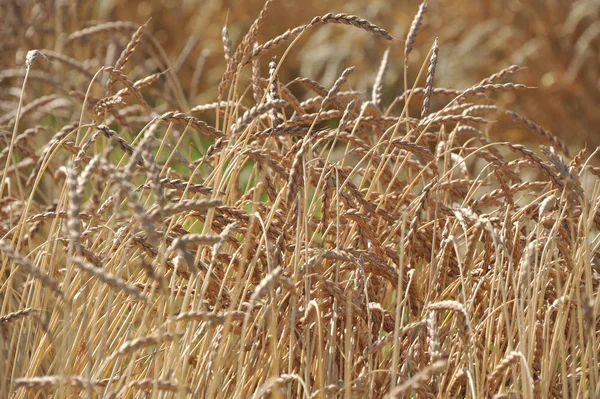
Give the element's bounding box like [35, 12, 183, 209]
[1, 1, 599, 398]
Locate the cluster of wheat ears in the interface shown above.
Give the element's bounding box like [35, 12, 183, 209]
[1, 1, 599, 398]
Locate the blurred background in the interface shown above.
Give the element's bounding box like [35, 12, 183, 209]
[2, 0, 599, 151]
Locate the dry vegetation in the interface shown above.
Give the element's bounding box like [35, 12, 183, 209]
[1, 1, 600, 398]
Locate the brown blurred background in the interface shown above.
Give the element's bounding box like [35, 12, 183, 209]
[2, 0, 599, 152]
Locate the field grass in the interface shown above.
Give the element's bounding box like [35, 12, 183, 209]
[1, 1, 599, 398]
